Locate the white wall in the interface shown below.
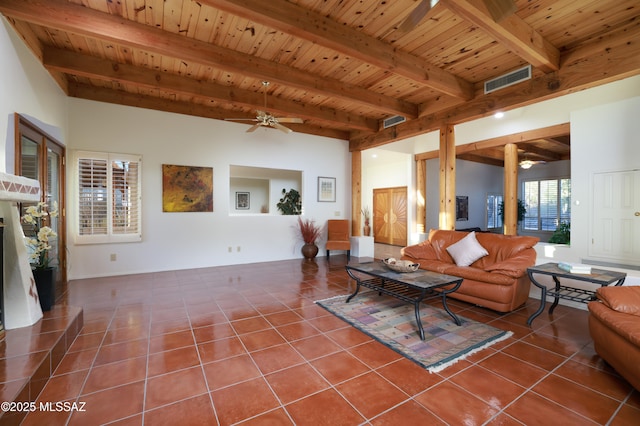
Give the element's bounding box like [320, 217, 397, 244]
[0, 18, 67, 171]
[65, 100, 350, 278]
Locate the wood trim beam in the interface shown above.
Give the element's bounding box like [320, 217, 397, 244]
[442, 0, 560, 73]
[416, 159, 426, 234]
[350, 25, 640, 151]
[503, 143, 518, 235]
[351, 151, 362, 237]
[439, 125, 456, 230]
[415, 123, 570, 161]
[67, 83, 350, 140]
[0, 0, 417, 118]
[43, 47, 376, 132]
[204, 0, 474, 100]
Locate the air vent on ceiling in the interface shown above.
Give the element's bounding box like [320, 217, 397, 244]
[383, 115, 406, 129]
[484, 65, 532, 94]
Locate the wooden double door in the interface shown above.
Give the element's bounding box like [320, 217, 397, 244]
[373, 186, 407, 246]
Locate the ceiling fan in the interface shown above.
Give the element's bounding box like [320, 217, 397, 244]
[225, 81, 303, 134]
[396, 0, 516, 33]
[519, 154, 546, 169]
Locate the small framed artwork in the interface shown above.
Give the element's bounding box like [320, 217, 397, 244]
[236, 192, 250, 210]
[317, 176, 336, 202]
[456, 196, 469, 221]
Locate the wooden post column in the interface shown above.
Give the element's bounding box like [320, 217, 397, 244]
[416, 158, 426, 234]
[503, 143, 519, 235]
[439, 124, 456, 230]
[351, 150, 362, 236]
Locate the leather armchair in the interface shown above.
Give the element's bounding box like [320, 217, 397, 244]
[326, 220, 350, 260]
[588, 286, 640, 390]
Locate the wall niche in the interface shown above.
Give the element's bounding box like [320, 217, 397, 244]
[229, 165, 302, 215]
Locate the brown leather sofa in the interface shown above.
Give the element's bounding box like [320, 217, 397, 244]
[588, 286, 640, 390]
[401, 229, 539, 312]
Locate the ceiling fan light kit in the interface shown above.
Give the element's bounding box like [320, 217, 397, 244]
[225, 82, 303, 134]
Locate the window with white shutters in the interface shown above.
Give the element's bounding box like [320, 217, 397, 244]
[523, 178, 571, 232]
[74, 151, 142, 244]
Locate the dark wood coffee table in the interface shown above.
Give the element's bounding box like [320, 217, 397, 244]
[345, 262, 463, 340]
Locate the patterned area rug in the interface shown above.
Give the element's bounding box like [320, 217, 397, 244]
[316, 291, 512, 373]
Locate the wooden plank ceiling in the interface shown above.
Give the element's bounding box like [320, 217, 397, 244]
[1, 0, 639, 166]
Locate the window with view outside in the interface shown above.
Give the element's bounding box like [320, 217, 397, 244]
[486, 193, 503, 229]
[523, 178, 571, 231]
[75, 151, 141, 244]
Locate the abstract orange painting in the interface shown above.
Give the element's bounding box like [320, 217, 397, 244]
[162, 164, 213, 212]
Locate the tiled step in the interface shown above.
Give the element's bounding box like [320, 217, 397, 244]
[0, 306, 83, 426]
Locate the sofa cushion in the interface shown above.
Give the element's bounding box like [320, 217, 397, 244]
[446, 231, 488, 267]
[401, 241, 438, 261]
[596, 286, 640, 316]
[443, 265, 515, 285]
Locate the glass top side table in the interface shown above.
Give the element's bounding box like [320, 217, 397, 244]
[526, 262, 626, 326]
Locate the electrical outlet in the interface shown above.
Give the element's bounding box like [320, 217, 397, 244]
[334, 211, 340, 216]
[228, 246, 232, 253]
[110, 253, 116, 261]
[237, 246, 241, 252]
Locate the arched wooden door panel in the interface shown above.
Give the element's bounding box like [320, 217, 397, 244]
[373, 187, 407, 246]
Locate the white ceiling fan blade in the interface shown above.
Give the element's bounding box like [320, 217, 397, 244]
[484, 0, 516, 22]
[397, 0, 433, 33]
[272, 122, 293, 134]
[276, 117, 303, 124]
[246, 123, 262, 132]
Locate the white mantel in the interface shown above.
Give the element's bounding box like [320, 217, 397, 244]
[0, 172, 43, 329]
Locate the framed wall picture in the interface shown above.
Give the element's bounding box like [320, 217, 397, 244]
[236, 192, 250, 210]
[162, 164, 214, 212]
[456, 196, 469, 221]
[318, 176, 336, 202]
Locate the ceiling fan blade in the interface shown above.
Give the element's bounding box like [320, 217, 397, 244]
[276, 117, 303, 124]
[225, 118, 258, 122]
[397, 0, 433, 33]
[483, 0, 516, 22]
[272, 122, 293, 134]
[246, 123, 262, 132]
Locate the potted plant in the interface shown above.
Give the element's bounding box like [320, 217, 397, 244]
[22, 201, 58, 311]
[499, 199, 526, 225]
[297, 216, 321, 260]
[361, 206, 371, 236]
[277, 188, 302, 215]
[549, 221, 570, 244]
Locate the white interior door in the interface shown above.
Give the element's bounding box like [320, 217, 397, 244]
[590, 170, 640, 264]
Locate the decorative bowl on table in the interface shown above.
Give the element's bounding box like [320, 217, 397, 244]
[382, 258, 420, 273]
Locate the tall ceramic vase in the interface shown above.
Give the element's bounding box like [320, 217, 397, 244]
[32, 267, 55, 311]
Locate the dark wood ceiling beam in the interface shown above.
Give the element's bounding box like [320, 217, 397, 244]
[352, 27, 640, 151]
[67, 83, 350, 140]
[0, 0, 417, 118]
[42, 47, 376, 132]
[545, 136, 571, 147]
[203, 0, 474, 100]
[416, 123, 570, 163]
[517, 142, 563, 161]
[457, 153, 504, 167]
[441, 0, 560, 73]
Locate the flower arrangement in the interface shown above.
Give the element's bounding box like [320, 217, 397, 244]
[297, 216, 321, 244]
[361, 206, 371, 225]
[22, 201, 59, 270]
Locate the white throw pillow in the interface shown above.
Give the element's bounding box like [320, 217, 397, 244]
[446, 231, 489, 267]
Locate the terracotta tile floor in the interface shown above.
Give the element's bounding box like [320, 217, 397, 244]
[10, 257, 640, 425]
